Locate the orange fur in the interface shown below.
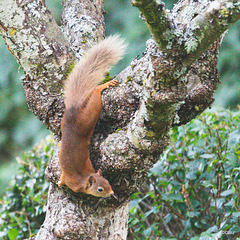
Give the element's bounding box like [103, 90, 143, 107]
[64, 35, 126, 109]
[58, 36, 126, 197]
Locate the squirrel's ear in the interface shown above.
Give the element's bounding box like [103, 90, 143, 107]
[97, 169, 102, 176]
[86, 176, 96, 189]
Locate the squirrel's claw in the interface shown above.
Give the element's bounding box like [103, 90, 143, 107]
[112, 194, 118, 200]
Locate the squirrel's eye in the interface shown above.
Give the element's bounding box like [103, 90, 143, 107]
[97, 187, 104, 192]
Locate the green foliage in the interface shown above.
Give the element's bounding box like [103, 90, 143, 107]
[1, 0, 239, 195]
[0, 0, 240, 236]
[45, 0, 62, 25]
[104, 0, 152, 75]
[0, 37, 50, 195]
[128, 107, 240, 239]
[0, 137, 54, 240]
[0, 109, 239, 240]
[101, 72, 114, 84]
[216, 20, 240, 109]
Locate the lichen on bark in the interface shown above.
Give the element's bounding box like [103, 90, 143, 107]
[1, 0, 240, 239]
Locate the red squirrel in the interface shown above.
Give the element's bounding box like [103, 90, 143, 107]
[58, 36, 126, 197]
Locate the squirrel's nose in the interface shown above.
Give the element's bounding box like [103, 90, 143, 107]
[109, 190, 114, 195]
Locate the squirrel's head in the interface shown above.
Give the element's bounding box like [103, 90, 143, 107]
[84, 169, 114, 198]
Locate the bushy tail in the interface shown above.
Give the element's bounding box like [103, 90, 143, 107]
[64, 35, 127, 109]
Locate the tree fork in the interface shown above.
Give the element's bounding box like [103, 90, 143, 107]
[1, 0, 240, 239]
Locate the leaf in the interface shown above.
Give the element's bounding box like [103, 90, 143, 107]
[235, 150, 240, 155]
[216, 198, 225, 209]
[129, 200, 139, 212]
[187, 211, 200, 218]
[8, 229, 19, 240]
[228, 130, 240, 146]
[202, 181, 214, 188]
[220, 220, 228, 229]
[207, 225, 218, 233]
[129, 219, 139, 226]
[226, 153, 238, 167]
[224, 198, 234, 206]
[233, 167, 240, 172]
[150, 160, 163, 175]
[143, 226, 152, 236]
[220, 189, 234, 197]
[200, 232, 215, 239]
[186, 171, 197, 180]
[232, 212, 240, 218]
[164, 213, 172, 224]
[194, 221, 202, 229]
[142, 206, 158, 220]
[164, 193, 183, 201]
[200, 154, 215, 159]
[229, 225, 240, 232]
[211, 231, 222, 239]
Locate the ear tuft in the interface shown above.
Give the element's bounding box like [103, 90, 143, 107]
[89, 175, 96, 186]
[86, 176, 96, 189]
[97, 169, 102, 176]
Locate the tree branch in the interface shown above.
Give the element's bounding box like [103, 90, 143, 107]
[1, 0, 239, 238]
[180, 0, 240, 67]
[173, 39, 221, 126]
[0, 0, 74, 136]
[133, 0, 240, 68]
[131, 0, 239, 126]
[131, 0, 173, 51]
[61, 0, 105, 59]
[36, 183, 129, 239]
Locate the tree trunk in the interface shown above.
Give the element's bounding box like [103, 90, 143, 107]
[1, 0, 240, 239]
[36, 183, 129, 239]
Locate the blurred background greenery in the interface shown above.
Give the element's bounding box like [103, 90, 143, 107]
[0, 0, 239, 197]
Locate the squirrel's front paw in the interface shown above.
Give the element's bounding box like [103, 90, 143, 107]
[58, 180, 64, 188]
[107, 80, 118, 87]
[97, 80, 118, 92]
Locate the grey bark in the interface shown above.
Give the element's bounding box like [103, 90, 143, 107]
[0, 0, 239, 239]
